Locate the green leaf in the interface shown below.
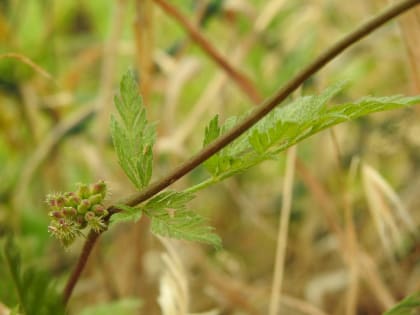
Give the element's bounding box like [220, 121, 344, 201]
[79, 298, 142, 315]
[202, 114, 246, 177]
[201, 83, 420, 181]
[144, 191, 222, 249]
[266, 94, 420, 155]
[280, 81, 345, 123]
[149, 208, 222, 249]
[202, 115, 223, 176]
[383, 292, 420, 315]
[203, 115, 221, 146]
[110, 204, 143, 224]
[111, 71, 156, 190]
[145, 191, 195, 210]
[2, 236, 65, 315]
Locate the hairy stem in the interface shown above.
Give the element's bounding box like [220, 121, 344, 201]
[63, 0, 420, 305]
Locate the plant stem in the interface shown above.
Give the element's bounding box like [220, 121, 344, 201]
[183, 177, 217, 194]
[0, 53, 55, 82]
[120, 0, 420, 211]
[63, 0, 420, 305]
[134, 0, 154, 103]
[154, 0, 263, 104]
[62, 230, 100, 305]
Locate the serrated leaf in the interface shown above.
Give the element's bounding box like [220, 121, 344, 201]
[268, 93, 420, 154]
[2, 236, 65, 315]
[137, 144, 153, 187]
[110, 117, 139, 186]
[383, 292, 420, 315]
[144, 191, 221, 249]
[203, 115, 221, 146]
[280, 81, 345, 123]
[149, 208, 222, 249]
[202, 114, 246, 176]
[203, 115, 223, 176]
[111, 71, 156, 190]
[110, 204, 143, 224]
[201, 83, 420, 181]
[146, 190, 195, 210]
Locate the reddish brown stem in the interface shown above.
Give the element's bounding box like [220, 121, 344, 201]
[154, 0, 263, 104]
[133, 0, 154, 103]
[63, 0, 420, 306]
[62, 230, 100, 305]
[120, 0, 420, 211]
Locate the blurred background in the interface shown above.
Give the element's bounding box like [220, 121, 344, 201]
[0, 0, 419, 314]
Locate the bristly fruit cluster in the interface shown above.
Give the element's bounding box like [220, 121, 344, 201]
[47, 180, 108, 247]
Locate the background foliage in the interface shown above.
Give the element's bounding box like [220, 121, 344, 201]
[0, 0, 419, 314]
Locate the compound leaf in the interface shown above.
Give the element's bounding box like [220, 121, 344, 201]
[201, 83, 420, 181]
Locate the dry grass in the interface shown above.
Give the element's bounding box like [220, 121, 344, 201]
[0, 1, 419, 314]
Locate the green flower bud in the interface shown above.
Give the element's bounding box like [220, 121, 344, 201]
[55, 196, 65, 207]
[49, 210, 63, 219]
[91, 204, 108, 217]
[62, 207, 77, 217]
[63, 191, 74, 199]
[46, 180, 110, 247]
[64, 192, 81, 207]
[90, 180, 107, 198]
[77, 183, 90, 199]
[84, 211, 95, 221]
[77, 199, 91, 214]
[47, 194, 65, 209]
[46, 195, 58, 209]
[88, 193, 103, 205]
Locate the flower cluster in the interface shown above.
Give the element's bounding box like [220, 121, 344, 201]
[47, 180, 108, 247]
